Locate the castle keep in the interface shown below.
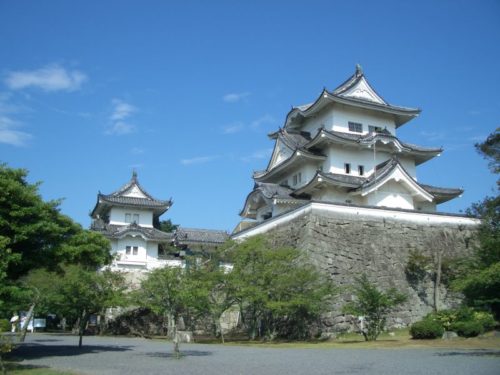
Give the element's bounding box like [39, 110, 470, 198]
[233, 66, 479, 327]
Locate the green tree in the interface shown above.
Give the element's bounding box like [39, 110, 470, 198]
[342, 274, 407, 341]
[452, 130, 500, 318]
[135, 267, 196, 358]
[23, 266, 127, 347]
[228, 236, 335, 340]
[0, 163, 112, 317]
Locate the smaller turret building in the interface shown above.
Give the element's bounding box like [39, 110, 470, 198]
[90, 172, 229, 272]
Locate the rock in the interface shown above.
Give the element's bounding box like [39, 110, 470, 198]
[177, 331, 193, 343]
[442, 331, 458, 340]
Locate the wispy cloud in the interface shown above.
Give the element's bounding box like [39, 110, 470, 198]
[0, 116, 31, 146]
[5, 64, 87, 92]
[250, 114, 275, 129]
[106, 99, 137, 135]
[131, 147, 144, 155]
[223, 92, 250, 103]
[180, 155, 220, 166]
[241, 148, 273, 162]
[222, 121, 245, 134]
[0, 94, 31, 146]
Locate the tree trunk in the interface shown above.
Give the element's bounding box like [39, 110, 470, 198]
[78, 310, 89, 348]
[216, 317, 225, 344]
[434, 250, 442, 312]
[171, 319, 180, 359]
[19, 303, 35, 343]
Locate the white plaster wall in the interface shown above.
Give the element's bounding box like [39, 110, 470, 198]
[365, 181, 414, 209]
[146, 242, 159, 261]
[115, 235, 148, 262]
[301, 109, 333, 137]
[416, 201, 437, 212]
[109, 207, 154, 227]
[331, 105, 396, 135]
[398, 156, 417, 179]
[326, 147, 390, 176]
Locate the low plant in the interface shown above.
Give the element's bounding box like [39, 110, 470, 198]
[0, 320, 9, 333]
[473, 311, 496, 331]
[410, 319, 444, 339]
[450, 320, 484, 338]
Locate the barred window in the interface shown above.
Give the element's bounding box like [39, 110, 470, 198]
[348, 122, 363, 133]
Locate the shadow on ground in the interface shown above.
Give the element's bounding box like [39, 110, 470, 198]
[10, 343, 133, 360]
[144, 350, 213, 359]
[435, 350, 500, 358]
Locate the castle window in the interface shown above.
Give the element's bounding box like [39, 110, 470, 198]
[133, 214, 139, 223]
[133, 246, 138, 255]
[345, 163, 351, 174]
[126, 246, 131, 255]
[368, 125, 383, 133]
[358, 165, 364, 176]
[292, 172, 302, 186]
[126, 245, 139, 255]
[125, 213, 131, 223]
[348, 122, 363, 133]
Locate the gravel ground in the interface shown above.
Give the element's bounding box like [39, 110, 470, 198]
[10, 333, 500, 375]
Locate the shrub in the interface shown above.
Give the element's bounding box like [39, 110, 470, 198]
[450, 320, 484, 338]
[410, 319, 444, 339]
[473, 311, 496, 332]
[0, 319, 9, 333]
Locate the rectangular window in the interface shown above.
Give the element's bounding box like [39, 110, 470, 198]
[132, 246, 138, 255]
[133, 214, 139, 223]
[125, 213, 131, 223]
[125, 246, 131, 255]
[348, 122, 363, 133]
[293, 175, 298, 186]
[292, 173, 302, 186]
[345, 163, 351, 174]
[358, 165, 364, 176]
[368, 125, 383, 133]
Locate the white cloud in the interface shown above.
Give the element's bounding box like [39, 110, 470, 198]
[222, 121, 245, 134]
[180, 155, 220, 165]
[0, 116, 31, 146]
[0, 95, 31, 146]
[110, 99, 136, 121]
[5, 64, 87, 92]
[240, 148, 273, 162]
[106, 99, 137, 135]
[419, 131, 446, 142]
[131, 147, 144, 155]
[250, 114, 275, 130]
[106, 121, 135, 135]
[223, 92, 250, 103]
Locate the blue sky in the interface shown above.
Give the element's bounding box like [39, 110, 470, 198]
[1, 0, 499, 232]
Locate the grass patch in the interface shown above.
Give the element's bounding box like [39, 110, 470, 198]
[194, 329, 500, 350]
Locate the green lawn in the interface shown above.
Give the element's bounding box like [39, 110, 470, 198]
[2, 363, 78, 375]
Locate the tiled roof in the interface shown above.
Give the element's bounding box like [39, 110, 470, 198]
[94, 222, 173, 241]
[175, 227, 229, 245]
[98, 195, 171, 208]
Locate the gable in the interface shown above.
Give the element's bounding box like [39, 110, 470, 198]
[338, 76, 386, 105]
[268, 138, 294, 171]
[122, 185, 148, 198]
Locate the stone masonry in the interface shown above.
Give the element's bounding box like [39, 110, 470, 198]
[255, 207, 477, 332]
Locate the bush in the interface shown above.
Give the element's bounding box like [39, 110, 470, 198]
[473, 311, 496, 332]
[410, 319, 445, 339]
[0, 319, 9, 332]
[450, 320, 484, 337]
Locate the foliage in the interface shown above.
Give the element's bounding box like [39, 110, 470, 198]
[342, 274, 407, 341]
[449, 320, 484, 338]
[405, 250, 431, 283]
[409, 319, 444, 339]
[0, 163, 112, 315]
[227, 236, 335, 340]
[0, 320, 9, 333]
[135, 266, 198, 357]
[153, 219, 178, 233]
[475, 127, 499, 178]
[22, 266, 127, 347]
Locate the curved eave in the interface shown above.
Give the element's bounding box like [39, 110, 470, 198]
[254, 149, 326, 182]
[421, 185, 464, 204]
[352, 161, 434, 202]
[239, 189, 272, 218]
[292, 171, 363, 197]
[285, 91, 420, 129]
[305, 130, 441, 165]
[98, 195, 172, 216]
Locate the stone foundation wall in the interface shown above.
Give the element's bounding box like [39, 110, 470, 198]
[253, 208, 478, 331]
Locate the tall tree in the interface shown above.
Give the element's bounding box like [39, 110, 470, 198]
[228, 236, 335, 340]
[453, 130, 500, 317]
[342, 274, 407, 341]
